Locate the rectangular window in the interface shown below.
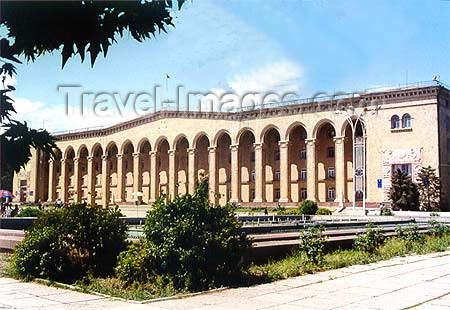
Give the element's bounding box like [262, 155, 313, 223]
[327, 187, 335, 200]
[328, 167, 335, 179]
[20, 180, 27, 187]
[327, 147, 335, 158]
[274, 151, 280, 161]
[275, 189, 281, 201]
[300, 149, 307, 160]
[251, 152, 255, 162]
[274, 170, 281, 181]
[251, 190, 255, 200]
[392, 163, 412, 176]
[251, 171, 256, 182]
[141, 161, 145, 169]
[300, 169, 307, 180]
[228, 191, 232, 200]
[301, 188, 307, 200]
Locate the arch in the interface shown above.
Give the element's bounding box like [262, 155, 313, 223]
[154, 136, 169, 151]
[137, 138, 151, 153]
[391, 115, 400, 129]
[259, 125, 281, 143]
[90, 143, 103, 157]
[63, 146, 75, 159]
[192, 131, 211, 148]
[77, 144, 89, 158]
[235, 127, 256, 145]
[402, 113, 411, 128]
[285, 122, 308, 140]
[104, 141, 118, 154]
[119, 139, 134, 154]
[312, 119, 336, 139]
[339, 117, 368, 137]
[172, 134, 190, 150]
[213, 129, 232, 147]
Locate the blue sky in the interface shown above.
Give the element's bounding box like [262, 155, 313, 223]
[7, 0, 450, 131]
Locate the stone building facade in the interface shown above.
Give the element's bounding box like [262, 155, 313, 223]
[13, 84, 450, 210]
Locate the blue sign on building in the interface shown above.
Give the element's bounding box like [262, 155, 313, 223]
[377, 179, 382, 188]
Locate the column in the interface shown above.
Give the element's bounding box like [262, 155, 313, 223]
[188, 148, 196, 195]
[116, 154, 124, 202]
[87, 156, 95, 205]
[60, 158, 67, 202]
[334, 136, 345, 206]
[253, 143, 264, 202]
[208, 146, 217, 204]
[73, 157, 80, 203]
[306, 138, 317, 201]
[279, 140, 289, 203]
[101, 155, 110, 207]
[48, 159, 55, 201]
[149, 151, 157, 202]
[132, 152, 141, 193]
[230, 144, 239, 203]
[168, 150, 176, 198]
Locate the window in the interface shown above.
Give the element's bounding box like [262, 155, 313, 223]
[402, 114, 411, 128]
[274, 151, 280, 161]
[328, 129, 336, 138]
[275, 189, 281, 201]
[125, 160, 128, 170]
[327, 147, 335, 158]
[228, 191, 232, 199]
[251, 152, 255, 162]
[300, 169, 307, 180]
[301, 188, 307, 200]
[141, 161, 145, 169]
[274, 170, 281, 181]
[20, 180, 27, 187]
[392, 163, 412, 176]
[391, 115, 400, 129]
[328, 167, 335, 179]
[327, 187, 335, 200]
[300, 149, 307, 160]
[251, 190, 255, 200]
[251, 171, 256, 182]
[228, 153, 231, 164]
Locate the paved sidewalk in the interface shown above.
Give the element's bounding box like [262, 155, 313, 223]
[1, 251, 450, 310]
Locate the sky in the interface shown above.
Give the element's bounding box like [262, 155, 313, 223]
[4, 0, 450, 132]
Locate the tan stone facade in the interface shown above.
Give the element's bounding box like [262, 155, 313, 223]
[13, 84, 450, 210]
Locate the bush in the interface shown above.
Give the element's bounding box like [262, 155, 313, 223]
[16, 207, 44, 217]
[353, 223, 385, 253]
[395, 225, 423, 243]
[428, 220, 450, 237]
[298, 200, 318, 215]
[117, 180, 249, 292]
[380, 207, 393, 216]
[316, 208, 332, 215]
[298, 227, 326, 264]
[11, 204, 128, 282]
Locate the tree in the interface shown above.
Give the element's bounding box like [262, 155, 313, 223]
[416, 166, 441, 211]
[0, 0, 186, 191]
[389, 169, 420, 211]
[116, 180, 250, 291]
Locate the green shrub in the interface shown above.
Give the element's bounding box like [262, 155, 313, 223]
[298, 227, 326, 264]
[377, 237, 409, 258]
[11, 204, 127, 282]
[353, 223, 385, 253]
[380, 208, 393, 216]
[395, 224, 423, 243]
[428, 220, 450, 237]
[298, 200, 318, 215]
[118, 180, 249, 292]
[277, 208, 302, 215]
[316, 208, 332, 215]
[16, 207, 44, 217]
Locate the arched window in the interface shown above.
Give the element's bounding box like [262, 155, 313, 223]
[402, 114, 411, 128]
[391, 115, 400, 129]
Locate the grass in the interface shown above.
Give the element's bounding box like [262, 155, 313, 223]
[2, 232, 449, 301]
[249, 234, 450, 282]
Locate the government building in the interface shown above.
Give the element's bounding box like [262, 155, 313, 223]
[13, 83, 450, 211]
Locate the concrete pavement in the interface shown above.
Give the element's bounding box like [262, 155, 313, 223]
[1, 250, 449, 309]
